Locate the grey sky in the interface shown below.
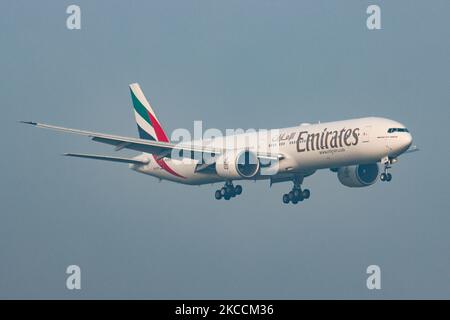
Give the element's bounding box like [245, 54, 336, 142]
[1, 0, 449, 298]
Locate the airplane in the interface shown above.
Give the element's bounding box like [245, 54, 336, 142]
[21, 83, 418, 204]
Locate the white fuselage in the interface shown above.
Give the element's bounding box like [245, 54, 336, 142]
[131, 117, 413, 185]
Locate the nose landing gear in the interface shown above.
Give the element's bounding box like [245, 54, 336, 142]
[215, 180, 243, 200]
[380, 172, 392, 182]
[282, 176, 310, 204]
[380, 158, 393, 182]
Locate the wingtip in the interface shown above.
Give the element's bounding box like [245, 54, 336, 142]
[405, 145, 420, 154]
[19, 120, 37, 125]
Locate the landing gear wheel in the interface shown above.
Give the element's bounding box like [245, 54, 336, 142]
[282, 176, 311, 204]
[302, 189, 310, 199]
[288, 191, 295, 201]
[381, 157, 395, 183]
[216, 181, 242, 200]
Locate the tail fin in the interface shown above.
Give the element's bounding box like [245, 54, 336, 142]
[129, 83, 169, 142]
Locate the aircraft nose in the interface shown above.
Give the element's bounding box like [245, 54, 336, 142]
[402, 132, 413, 150]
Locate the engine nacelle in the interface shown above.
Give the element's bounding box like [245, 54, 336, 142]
[337, 163, 379, 188]
[215, 150, 260, 179]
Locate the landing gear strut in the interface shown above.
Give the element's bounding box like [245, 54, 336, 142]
[215, 180, 243, 200]
[380, 158, 393, 182]
[282, 176, 310, 205]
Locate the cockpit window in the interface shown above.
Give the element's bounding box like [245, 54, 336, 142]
[388, 128, 409, 133]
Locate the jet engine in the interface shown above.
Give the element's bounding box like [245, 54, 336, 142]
[215, 150, 260, 179]
[337, 163, 379, 187]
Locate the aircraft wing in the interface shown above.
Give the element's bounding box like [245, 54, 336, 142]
[21, 121, 218, 155]
[21, 121, 283, 163]
[63, 153, 149, 165]
[404, 145, 419, 154]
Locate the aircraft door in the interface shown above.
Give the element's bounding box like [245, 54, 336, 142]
[361, 125, 371, 143]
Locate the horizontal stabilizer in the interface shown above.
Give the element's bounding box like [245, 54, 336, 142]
[63, 153, 148, 165]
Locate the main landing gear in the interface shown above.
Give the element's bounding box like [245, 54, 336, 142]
[282, 177, 310, 205]
[380, 158, 393, 182]
[215, 180, 243, 200]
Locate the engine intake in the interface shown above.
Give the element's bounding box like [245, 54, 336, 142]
[337, 163, 379, 188]
[216, 150, 260, 179]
